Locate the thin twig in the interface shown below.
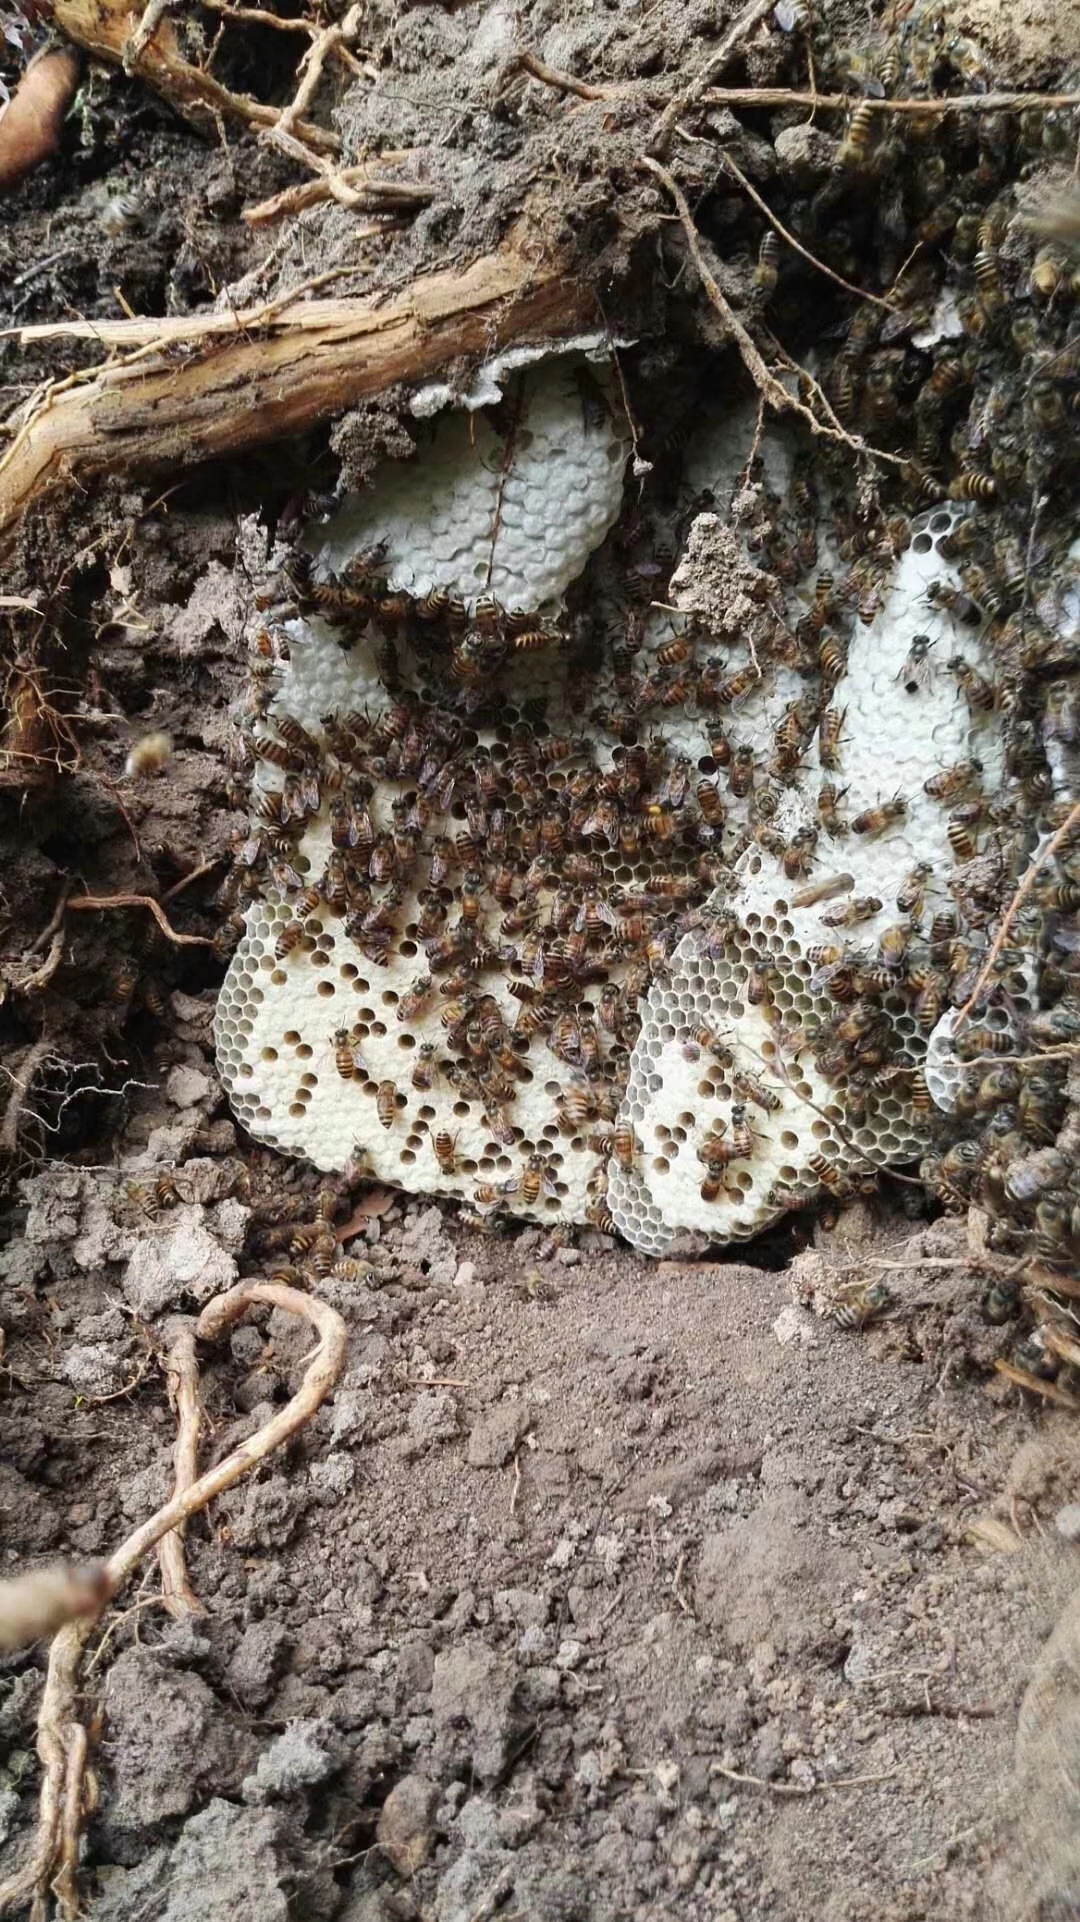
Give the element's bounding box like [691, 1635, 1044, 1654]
[0, 1037, 49, 1155]
[639, 158, 898, 463]
[243, 164, 429, 227]
[65, 892, 215, 948]
[158, 1321, 204, 1619]
[952, 802, 1080, 1032]
[650, 0, 777, 155]
[714, 148, 895, 311]
[512, 50, 609, 102]
[197, 0, 320, 32]
[159, 856, 224, 904]
[713, 1764, 899, 1797]
[0, 1281, 347, 1922]
[699, 86, 1080, 117]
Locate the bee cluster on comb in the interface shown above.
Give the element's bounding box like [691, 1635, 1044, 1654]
[215, 17, 1080, 1319]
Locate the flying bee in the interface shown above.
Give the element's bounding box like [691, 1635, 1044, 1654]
[753, 228, 781, 297]
[275, 919, 304, 961]
[852, 795, 907, 837]
[925, 759, 982, 801]
[897, 633, 936, 696]
[818, 707, 845, 770]
[836, 99, 876, 170]
[821, 895, 882, 927]
[791, 871, 854, 909]
[375, 1080, 399, 1129]
[729, 745, 755, 797]
[817, 782, 849, 837]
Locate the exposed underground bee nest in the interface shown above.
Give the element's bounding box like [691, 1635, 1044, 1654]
[213, 18, 1080, 1285]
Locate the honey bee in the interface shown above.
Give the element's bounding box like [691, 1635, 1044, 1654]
[688, 1023, 734, 1065]
[732, 1069, 782, 1112]
[818, 635, 848, 682]
[817, 782, 849, 837]
[699, 780, 722, 826]
[521, 1152, 556, 1205]
[275, 920, 304, 961]
[954, 1026, 1014, 1060]
[973, 231, 1005, 317]
[790, 872, 853, 909]
[877, 923, 909, 970]
[434, 1130, 458, 1174]
[782, 827, 820, 879]
[334, 1027, 362, 1081]
[376, 1080, 399, 1129]
[818, 706, 845, 770]
[715, 667, 758, 706]
[946, 804, 983, 861]
[729, 745, 755, 797]
[830, 1279, 894, 1329]
[474, 1178, 521, 1211]
[820, 895, 882, 927]
[852, 795, 907, 836]
[612, 1122, 639, 1169]
[926, 581, 983, 627]
[948, 656, 996, 714]
[1003, 1147, 1067, 1205]
[155, 1172, 185, 1207]
[924, 759, 981, 801]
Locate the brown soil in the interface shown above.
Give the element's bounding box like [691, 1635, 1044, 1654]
[3, 0, 1080, 1917]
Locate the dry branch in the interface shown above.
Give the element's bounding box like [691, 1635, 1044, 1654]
[242, 166, 430, 227]
[0, 48, 81, 193]
[0, 249, 586, 547]
[158, 1320, 204, 1619]
[42, 0, 339, 152]
[65, 892, 216, 948]
[0, 1280, 348, 1921]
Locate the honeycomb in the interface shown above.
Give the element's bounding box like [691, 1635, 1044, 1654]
[214, 332, 1021, 1251]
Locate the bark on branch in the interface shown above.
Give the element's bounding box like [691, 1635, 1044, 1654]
[0, 250, 587, 549]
